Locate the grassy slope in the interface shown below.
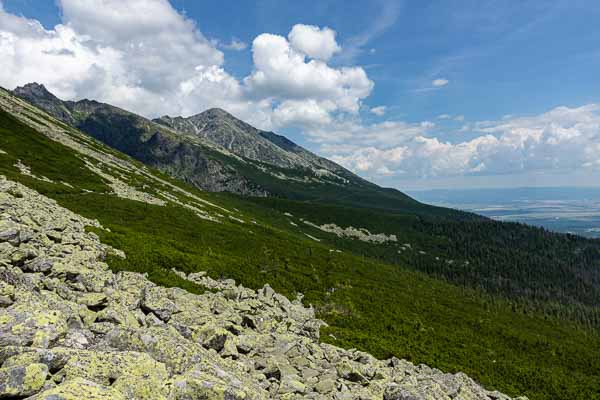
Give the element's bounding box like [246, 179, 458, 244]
[1, 109, 599, 399]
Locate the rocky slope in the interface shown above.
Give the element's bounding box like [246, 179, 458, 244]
[13, 83, 421, 212]
[0, 176, 525, 400]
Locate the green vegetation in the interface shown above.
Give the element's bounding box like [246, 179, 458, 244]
[244, 197, 600, 329]
[1, 108, 600, 399]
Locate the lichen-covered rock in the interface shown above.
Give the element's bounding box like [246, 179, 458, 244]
[0, 363, 48, 397]
[61, 351, 170, 399]
[0, 177, 526, 400]
[29, 377, 127, 400]
[141, 285, 177, 321]
[171, 364, 269, 400]
[77, 292, 107, 309]
[0, 301, 68, 348]
[0, 280, 15, 308]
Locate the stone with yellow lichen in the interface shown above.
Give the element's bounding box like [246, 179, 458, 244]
[104, 325, 203, 374]
[0, 300, 68, 348]
[0, 363, 48, 397]
[1, 347, 78, 371]
[170, 364, 269, 400]
[95, 302, 140, 328]
[0, 280, 14, 307]
[141, 285, 177, 322]
[61, 350, 170, 400]
[77, 292, 107, 308]
[28, 377, 127, 400]
[193, 324, 231, 351]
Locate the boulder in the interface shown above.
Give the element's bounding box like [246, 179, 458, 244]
[141, 285, 177, 321]
[0, 301, 68, 348]
[0, 363, 48, 398]
[28, 377, 127, 400]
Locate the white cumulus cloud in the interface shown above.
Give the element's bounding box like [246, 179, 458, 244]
[318, 104, 600, 180]
[245, 32, 372, 113]
[221, 38, 247, 51]
[288, 24, 341, 61]
[0, 0, 257, 119]
[272, 99, 334, 128]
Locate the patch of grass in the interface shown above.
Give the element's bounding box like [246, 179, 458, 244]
[0, 109, 107, 194]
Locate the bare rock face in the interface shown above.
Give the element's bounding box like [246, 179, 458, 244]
[12, 83, 76, 126]
[0, 176, 527, 399]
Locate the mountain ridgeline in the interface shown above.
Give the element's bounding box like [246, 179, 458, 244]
[13, 83, 425, 213]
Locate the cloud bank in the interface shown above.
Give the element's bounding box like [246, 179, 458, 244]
[322, 105, 600, 180]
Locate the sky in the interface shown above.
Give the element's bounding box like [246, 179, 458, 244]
[1, 0, 600, 190]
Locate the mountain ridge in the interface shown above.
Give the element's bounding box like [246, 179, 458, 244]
[153, 107, 347, 174]
[12, 82, 423, 213]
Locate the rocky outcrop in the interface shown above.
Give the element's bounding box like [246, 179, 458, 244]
[0, 176, 525, 399]
[302, 220, 398, 244]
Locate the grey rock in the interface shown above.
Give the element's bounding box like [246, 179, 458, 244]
[23, 257, 54, 273]
[0, 363, 48, 398]
[141, 285, 176, 321]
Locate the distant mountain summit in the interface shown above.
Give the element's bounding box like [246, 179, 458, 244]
[13, 82, 421, 212]
[13, 83, 76, 125]
[154, 109, 343, 174]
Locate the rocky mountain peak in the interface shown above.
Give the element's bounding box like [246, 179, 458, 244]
[13, 82, 58, 102]
[197, 107, 235, 119]
[186, 107, 257, 135]
[154, 107, 349, 174]
[12, 82, 76, 125]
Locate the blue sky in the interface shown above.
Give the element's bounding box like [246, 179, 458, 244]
[2, 0, 600, 189]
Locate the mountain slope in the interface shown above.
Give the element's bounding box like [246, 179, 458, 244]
[1, 175, 529, 400]
[2, 86, 600, 399]
[8, 84, 600, 319]
[13, 83, 268, 196]
[13, 82, 426, 213]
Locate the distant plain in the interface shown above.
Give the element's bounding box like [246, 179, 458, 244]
[409, 187, 600, 238]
